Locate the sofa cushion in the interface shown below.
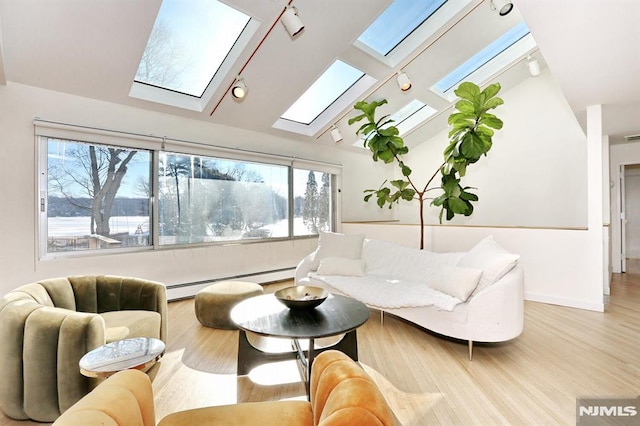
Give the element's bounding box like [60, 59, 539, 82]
[426, 264, 483, 302]
[457, 236, 519, 295]
[101, 310, 161, 343]
[309, 232, 365, 271]
[362, 239, 463, 282]
[309, 274, 462, 311]
[317, 257, 366, 277]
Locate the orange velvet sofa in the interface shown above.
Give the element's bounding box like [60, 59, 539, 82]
[53, 350, 397, 426]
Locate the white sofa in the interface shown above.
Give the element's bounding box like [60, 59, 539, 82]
[295, 234, 524, 360]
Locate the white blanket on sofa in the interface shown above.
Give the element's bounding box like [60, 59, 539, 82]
[308, 273, 463, 311]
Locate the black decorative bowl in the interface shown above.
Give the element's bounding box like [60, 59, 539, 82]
[274, 286, 329, 310]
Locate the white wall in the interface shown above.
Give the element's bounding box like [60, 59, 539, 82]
[0, 82, 390, 298]
[395, 70, 588, 228]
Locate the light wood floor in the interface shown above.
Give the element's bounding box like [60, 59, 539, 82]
[625, 258, 640, 275]
[2, 275, 639, 425]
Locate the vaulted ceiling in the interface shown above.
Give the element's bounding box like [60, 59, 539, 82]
[0, 0, 637, 152]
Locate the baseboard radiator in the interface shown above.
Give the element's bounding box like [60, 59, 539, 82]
[165, 267, 296, 301]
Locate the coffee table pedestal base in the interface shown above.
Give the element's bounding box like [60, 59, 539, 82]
[236, 329, 359, 397]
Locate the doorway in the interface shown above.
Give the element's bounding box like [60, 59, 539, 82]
[622, 164, 640, 274]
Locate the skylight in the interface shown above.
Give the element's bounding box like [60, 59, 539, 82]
[357, 0, 447, 56]
[135, 0, 249, 97]
[274, 60, 376, 136]
[353, 99, 437, 149]
[392, 100, 438, 136]
[433, 21, 532, 94]
[354, 0, 471, 67]
[280, 60, 365, 125]
[130, 0, 258, 111]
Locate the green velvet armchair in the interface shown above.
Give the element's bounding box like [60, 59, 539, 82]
[0, 275, 167, 422]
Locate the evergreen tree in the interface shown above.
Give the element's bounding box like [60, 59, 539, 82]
[317, 173, 331, 232]
[302, 171, 319, 233]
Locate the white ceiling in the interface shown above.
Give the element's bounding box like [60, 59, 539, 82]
[0, 0, 637, 151]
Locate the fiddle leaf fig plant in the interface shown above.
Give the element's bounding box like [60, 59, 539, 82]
[348, 81, 504, 249]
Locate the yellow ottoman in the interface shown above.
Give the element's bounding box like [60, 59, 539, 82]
[195, 281, 264, 329]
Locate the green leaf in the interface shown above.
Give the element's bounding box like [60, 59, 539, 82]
[460, 189, 478, 202]
[481, 83, 501, 101]
[482, 97, 504, 110]
[453, 160, 468, 177]
[390, 179, 409, 190]
[448, 196, 469, 214]
[377, 149, 394, 163]
[475, 125, 495, 138]
[445, 204, 454, 221]
[431, 191, 447, 207]
[480, 114, 503, 129]
[401, 189, 415, 201]
[401, 164, 412, 176]
[396, 146, 409, 156]
[348, 113, 366, 126]
[460, 133, 486, 160]
[455, 99, 475, 114]
[454, 82, 480, 101]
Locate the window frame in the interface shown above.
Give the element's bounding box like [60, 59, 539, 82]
[35, 121, 340, 260]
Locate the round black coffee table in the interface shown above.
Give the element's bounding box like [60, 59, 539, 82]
[230, 292, 369, 395]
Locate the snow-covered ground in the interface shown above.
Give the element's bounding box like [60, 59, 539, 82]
[47, 216, 316, 237]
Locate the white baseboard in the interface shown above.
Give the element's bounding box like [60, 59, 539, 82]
[166, 268, 295, 301]
[525, 292, 605, 312]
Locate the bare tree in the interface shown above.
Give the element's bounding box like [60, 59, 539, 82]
[135, 20, 190, 89]
[49, 144, 137, 236]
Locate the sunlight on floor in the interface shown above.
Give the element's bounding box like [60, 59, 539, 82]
[247, 360, 302, 386]
[361, 362, 443, 426]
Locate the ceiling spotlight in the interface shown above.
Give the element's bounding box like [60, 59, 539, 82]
[231, 78, 248, 100]
[282, 6, 304, 38]
[527, 55, 541, 77]
[490, 0, 514, 16]
[396, 71, 412, 92]
[330, 126, 343, 143]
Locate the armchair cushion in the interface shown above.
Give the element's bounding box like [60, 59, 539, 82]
[52, 369, 155, 426]
[101, 310, 162, 342]
[158, 401, 313, 426]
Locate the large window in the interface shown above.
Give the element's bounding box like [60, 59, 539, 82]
[158, 152, 289, 245]
[45, 138, 152, 253]
[38, 131, 337, 257]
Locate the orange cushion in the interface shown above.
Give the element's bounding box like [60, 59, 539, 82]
[319, 378, 395, 426]
[53, 369, 155, 426]
[158, 401, 312, 426]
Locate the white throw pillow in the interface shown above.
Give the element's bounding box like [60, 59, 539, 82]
[427, 264, 483, 302]
[309, 232, 365, 271]
[457, 236, 520, 295]
[317, 257, 367, 277]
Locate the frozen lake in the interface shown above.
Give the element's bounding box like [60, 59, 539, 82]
[47, 216, 315, 237]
